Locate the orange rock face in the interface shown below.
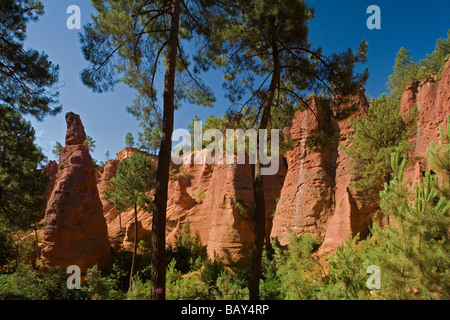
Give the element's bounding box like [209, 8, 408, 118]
[43, 160, 58, 200]
[42, 61, 449, 268]
[270, 97, 337, 246]
[41, 113, 111, 275]
[320, 90, 377, 253]
[400, 58, 450, 185]
[102, 147, 286, 267]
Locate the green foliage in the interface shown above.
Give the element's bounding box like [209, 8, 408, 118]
[427, 114, 450, 199]
[104, 153, 156, 213]
[126, 275, 152, 300]
[387, 31, 450, 99]
[0, 0, 61, 120]
[273, 233, 322, 300]
[83, 265, 123, 300]
[235, 201, 248, 218]
[418, 30, 450, 79]
[214, 270, 249, 300]
[0, 106, 48, 231]
[346, 94, 415, 195]
[0, 263, 84, 300]
[166, 259, 209, 300]
[198, 187, 205, 203]
[305, 98, 340, 152]
[166, 221, 204, 274]
[319, 236, 371, 300]
[137, 124, 161, 154]
[370, 120, 450, 299]
[83, 135, 96, 153]
[200, 255, 225, 289]
[386, 47, 420, 100]
[0, 227, 14, 267]
[125, 132, 134, 148]
[52, 141, 64, 160]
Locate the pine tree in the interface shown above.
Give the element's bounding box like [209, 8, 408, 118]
[0, 1, 59, 261]
[52, 141, 63, 160]
[80, 0, 230, 299]
[386, 47, 419, 100]
[125, 132, 135, 148]
[418, 30, 450, 78]
[370, 116, 450, 299]
[0, 106, 47, 232]
[83, 135, 96, 153]
[0, 0, 60, 119]
[346, 94, 415, 197]
[104, 153, 156, 291]
[138, 124, 161, 155]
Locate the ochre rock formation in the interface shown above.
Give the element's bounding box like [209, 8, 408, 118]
[270, 97, 337, 246]
[42, 60, 449, 268]
[43, 160, 58, 200]
[319, 90, 377, 253]
[400, 58, 450, 185]
[97, 160, 120, 224]
[41, 112, 111, 275]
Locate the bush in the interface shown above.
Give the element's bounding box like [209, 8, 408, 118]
[0, 263, 85, 300]
[83, 265, 123, 300]
[126, 275, 152, 300]
[214, 270, 248, 300]
[166, 221, 204, 273]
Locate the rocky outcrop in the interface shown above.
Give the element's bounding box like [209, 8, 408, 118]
[116, 147, 157, 163]
[41, 112, 111, 275]
[97, 160, 120, 224]
[270, 97, 337, 246]
[43, 160, 58, 200]
[400, 58, 450, 185]
[319, 90, 376, 253]
[104, 146, 286, 267]
[41, 61, 449, 270]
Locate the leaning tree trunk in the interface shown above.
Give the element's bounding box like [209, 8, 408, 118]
[151, 0, 181, 301]
[129, 203, 138, 291]
[249, 42, 280, 300]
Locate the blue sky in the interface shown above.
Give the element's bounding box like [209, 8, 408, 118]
[24, 0, 450, 163]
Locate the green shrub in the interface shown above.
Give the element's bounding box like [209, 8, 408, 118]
[0, 263, 85, 300]
[166, 221, 204, 273]
[214, 270, 248, 300]
[83, 265, 123, 300]
[127, 275, 152, 300]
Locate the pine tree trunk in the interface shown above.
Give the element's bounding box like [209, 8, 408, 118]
[249, 42, 280, 300]
[151, 0, 181, 301]
[130, 203, 138, 291]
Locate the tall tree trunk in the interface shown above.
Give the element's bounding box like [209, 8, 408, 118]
[129, 203, 138, 291]
[249, 43, 280, 300]
[151, 0, 181, 301]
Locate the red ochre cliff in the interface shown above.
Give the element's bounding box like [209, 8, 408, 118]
[42, 58, 450, 267]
